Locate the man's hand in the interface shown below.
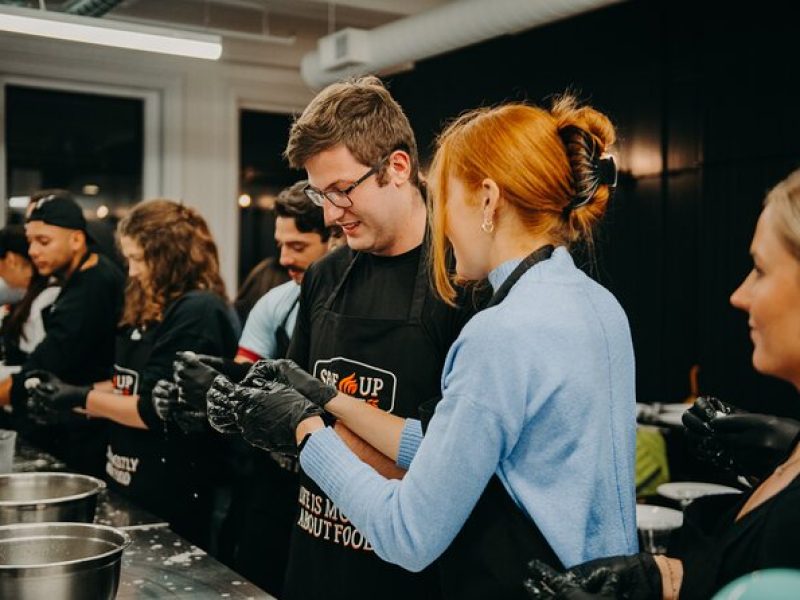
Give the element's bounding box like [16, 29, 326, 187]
[152, 379, 207, 435]
[26, 369, 90, 411]
[240, 359, 337, 407]
[173, 351, 223, 410]
[206, 375, 242, 434]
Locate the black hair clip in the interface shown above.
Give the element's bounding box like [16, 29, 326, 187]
[597, 155, 618, 188]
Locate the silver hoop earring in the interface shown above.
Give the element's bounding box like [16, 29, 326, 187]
[481, 219, 494, 234]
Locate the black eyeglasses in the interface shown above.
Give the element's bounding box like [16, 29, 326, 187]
[303, 153, 391, 209]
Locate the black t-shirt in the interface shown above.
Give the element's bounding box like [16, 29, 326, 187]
[11, 253, 124, 398]
[288, 244, 478, 370]
[673, 473, 800, 599]
[131, 290, 240, 430]
[9, 253, 124, 475]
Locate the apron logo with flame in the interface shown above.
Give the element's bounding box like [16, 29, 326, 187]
[112, 364, 139, 396]
[313, 356, 397, 413]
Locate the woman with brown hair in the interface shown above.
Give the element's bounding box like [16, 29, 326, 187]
[29, 199, 238, 546]
[207, 96, 637, 599]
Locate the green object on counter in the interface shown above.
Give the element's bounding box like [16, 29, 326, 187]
[636, 426, 670, 497]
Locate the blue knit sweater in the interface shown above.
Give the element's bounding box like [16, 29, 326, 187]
[300, 246, 638, 571]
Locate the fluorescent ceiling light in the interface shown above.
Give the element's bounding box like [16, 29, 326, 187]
[0, 5, 222, 60]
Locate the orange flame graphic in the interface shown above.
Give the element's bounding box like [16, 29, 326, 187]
[338, 373, 358, 395]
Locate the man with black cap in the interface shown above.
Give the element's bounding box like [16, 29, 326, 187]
[0, 189, 125, 475]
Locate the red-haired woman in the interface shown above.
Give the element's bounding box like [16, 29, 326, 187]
[29, 199, 238, 547]
[208, 97, 637, 599]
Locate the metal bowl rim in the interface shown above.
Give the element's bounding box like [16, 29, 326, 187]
[0, 472, 106, 507]
[0, 521, 131, 570]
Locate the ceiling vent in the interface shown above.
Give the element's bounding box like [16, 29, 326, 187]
[317, 27, 370, 70]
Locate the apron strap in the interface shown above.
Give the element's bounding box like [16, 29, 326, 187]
[485, 245, 555, 309]
[323, 250, 360, 311]
[280, 295, 300, 329]
[407, 241, 430, 325]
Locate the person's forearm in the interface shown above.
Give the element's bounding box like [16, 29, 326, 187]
[654, 556, 683, 600]
[325, 392, 407, 461]
[85, 390, 147, 429]
[92, 380, 114, 392]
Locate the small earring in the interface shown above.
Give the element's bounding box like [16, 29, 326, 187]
[481, 219, 494, 234]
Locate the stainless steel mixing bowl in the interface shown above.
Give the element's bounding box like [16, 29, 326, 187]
[0, 472, 106, 524]
[0, 522, 131, 599]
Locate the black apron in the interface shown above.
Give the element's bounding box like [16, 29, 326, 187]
[105, 325, 214, 547]
[228, 294, 301, 596]
[282, 247, 443, 600]
[274, 294, 299, 359]
[436, 244, 563, 600]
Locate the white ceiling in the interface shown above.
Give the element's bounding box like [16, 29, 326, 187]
[24, 0, 453, 68]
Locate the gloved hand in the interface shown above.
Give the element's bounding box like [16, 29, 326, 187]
[153, 379, 179, 422]
[190, 354, 251, 383]
[525, 561, 619, 599]
[206, 375, 242, 434]
[241, 359, 337, 407]
[525, 554, 660, 600]
[152, 379, 207, 435]
[235, 380, 324, 455]
[207, 374, 324, 454]
[26, 370, 91, 411]
[173, 351, 223, 411]
[683, 396, 800, 480]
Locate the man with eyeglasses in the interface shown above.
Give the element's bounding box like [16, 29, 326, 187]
[248, 76, 479, 599]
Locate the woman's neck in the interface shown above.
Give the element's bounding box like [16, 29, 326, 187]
[488, 230, 556, 273]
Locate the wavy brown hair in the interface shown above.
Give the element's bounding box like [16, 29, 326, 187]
[118, 199, 227, 328]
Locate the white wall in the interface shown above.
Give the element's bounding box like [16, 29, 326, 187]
[0, 33, 314, 294]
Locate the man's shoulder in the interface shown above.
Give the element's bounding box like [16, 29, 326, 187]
[250, 280, 300, 318]
[303, 245, 354, 290]
[77, 253, 125, 287]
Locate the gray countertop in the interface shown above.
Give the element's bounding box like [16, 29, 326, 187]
[12, 438, 274, 599]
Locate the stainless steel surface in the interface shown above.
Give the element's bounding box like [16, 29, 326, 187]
[117, 525, 273, 599]
[0, 521, 131, 600]
[11, 439, 274, 598]
[0, 472, 106, 524]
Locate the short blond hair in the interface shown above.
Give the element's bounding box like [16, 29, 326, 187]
[285, 76, 419, 186]
[765, 170, 800, 261]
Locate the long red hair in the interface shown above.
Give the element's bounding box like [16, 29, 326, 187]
[428, 96, 616, 304]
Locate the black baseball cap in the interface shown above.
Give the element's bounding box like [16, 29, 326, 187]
[26, 190, 89, 234]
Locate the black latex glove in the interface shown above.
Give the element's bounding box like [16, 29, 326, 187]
[683, 396, 800, 480]
[174, 351, 223, 411]
[524, 560, 620, 599]
[567, 553, 661, 600]
[205, 374, 324, 450]
[241, 359, 337, 408]
[152, 379, 207, 435]
[237, 381, 324, 454]
[206, 374, 242, 434]
[191, 355, 251, 383]
[26, 369, 90, 412]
